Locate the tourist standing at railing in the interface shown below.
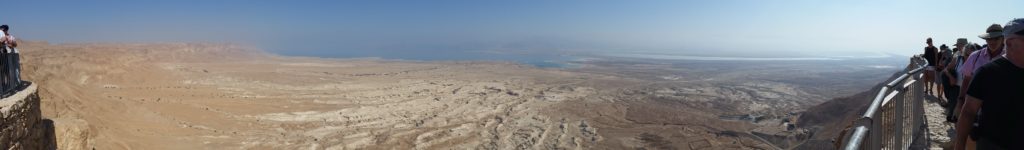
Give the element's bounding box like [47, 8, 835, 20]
[942, 38, 966, 122]
[937, 44, 950, 98]
[1, 24, 19, 91]
[954, 23, 1006, 150]
[955, 18, 1024, 150]
[945, 39, 974, 122]
[955, 24, 1006, 124]
[923, 38, 939, 96]
[0, 25, 7, 94]
[957, 42, 976, 91]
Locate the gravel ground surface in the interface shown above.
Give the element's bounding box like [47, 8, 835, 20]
[924, 88, 955, 150]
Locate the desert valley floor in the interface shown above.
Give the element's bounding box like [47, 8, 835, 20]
[21, 42, 902, 149]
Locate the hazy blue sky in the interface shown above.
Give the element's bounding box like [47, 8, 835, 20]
[3, 0, 1022, 57]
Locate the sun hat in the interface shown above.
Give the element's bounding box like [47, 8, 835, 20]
[955, 38, 968, 46]
[978, 24, 1003, 39]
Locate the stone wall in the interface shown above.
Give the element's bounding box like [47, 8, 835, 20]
[0, 83, 56, 150]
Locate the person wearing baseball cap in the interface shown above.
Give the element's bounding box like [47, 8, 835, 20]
[955, 18, 1024, 150]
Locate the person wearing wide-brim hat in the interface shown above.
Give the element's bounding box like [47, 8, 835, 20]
[954, 19, 1024, 150]
[942, 38, 968, 122]
[956, 38, 969, 49]
[958, 24, 1005, 104]
[953, 23, 1005, 150]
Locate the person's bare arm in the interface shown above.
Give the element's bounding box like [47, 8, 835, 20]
[954, 96, 982, 150]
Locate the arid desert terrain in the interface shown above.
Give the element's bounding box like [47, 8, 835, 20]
[20, 42, 902, 149]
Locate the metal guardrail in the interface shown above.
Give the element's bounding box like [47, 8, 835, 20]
[841, 56, 929, 150]
[0, 46, 22, 97]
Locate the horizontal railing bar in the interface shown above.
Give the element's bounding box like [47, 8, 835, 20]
[843, 56, 928, 150]
[886, 73, 910, 87]
[881, 90, 900, 106]
[863, 86, 890, 118]
[865, 57, 926, 118]
[844, 126, 870, 150]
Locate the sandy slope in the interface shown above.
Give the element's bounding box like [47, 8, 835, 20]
[20, 42, 856, 149]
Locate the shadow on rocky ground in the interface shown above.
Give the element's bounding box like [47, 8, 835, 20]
[42, 119, 57, 150]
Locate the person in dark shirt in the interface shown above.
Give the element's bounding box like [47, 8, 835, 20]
[955, 18, 1024, 150]
[924, 38, 939, 95]
[1, 25, 19, 89]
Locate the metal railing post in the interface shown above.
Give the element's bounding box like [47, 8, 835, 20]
[917, 74, 926, 145]
[871, 93, 883, 150]
[894, 85, 906, 149]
